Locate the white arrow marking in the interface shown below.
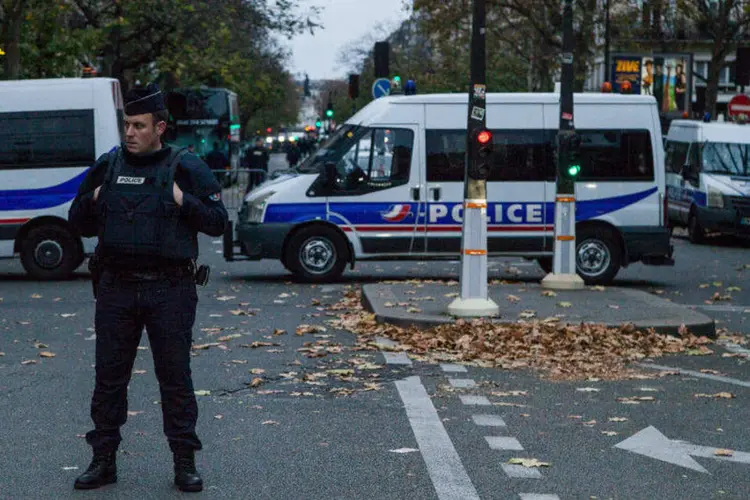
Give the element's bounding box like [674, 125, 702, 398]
[615, 426, 750, 473]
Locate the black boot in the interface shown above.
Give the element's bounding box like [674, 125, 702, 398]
[174, 451, 203, 492]
[74, 451, 117, 490]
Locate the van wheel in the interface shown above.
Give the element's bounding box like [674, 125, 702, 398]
[537, 257, 552, 274]
[286, 226, 348, 283]
[575, 226, 621, 285]
[688, 213, 706, 244]
[20, 226, 82, 280]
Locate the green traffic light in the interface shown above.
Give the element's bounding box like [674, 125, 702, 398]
[393, 75, 401, 82]
[315, 121, 321, 127]
[567, 164, 581, 177]
[325, 109, 333, 118]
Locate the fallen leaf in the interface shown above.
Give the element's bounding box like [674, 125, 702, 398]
[519, 310, 536, 319]
[541, 290, 557, 297]
[576, 387, 600, 392]
[507, 295, 521, 303]
[389, 448, 419, 453]
[21, 360, 37, 365]
[0, 352, 4, 356]
[722, 352, 748, 358]
[328, 369, 355, 376]
[250, 368, 266, 375]
[60, 313, 76, 318]
[601, 431, 619, 436]
[217, 334, 242, 342]
[262, 420, 279, 425]
[699, 283, 710, 289]
[192, 343, 220, 350]
[491, 390, 528, 397]
[383, 302, 396, 307]
[30, 294, 42, 299]
[714, 448, 734, 456]
[713, 281, 723, 287]
[132, 369, 146, 374]
[215, 296, 236, 301]
[127, 411, 144, 416]
[39, 351, 56, 358]
[700, 369, 722, 375]
[444, 292, 459, 298]
[608, 417, 628, 422]
[278, 293, 291, 298]
[727, 286, 742, 292]
[62, 466, 79, 471]
[591, 286, 606, 292]
[231, 360, 248, 365]
[507, 458, 550, 468]
[608, 305, 620, 309]
[194, 390, 211, 396]
[583, 419, 597, 426]
[695, 392, 735, 399]
[34, 342, 48, 349]
[273, 328, 287, 336]
[214, 415, 223, 420]
[406, 307, 422, 313]
[557, 302, 573, 308]
[229, 309, 247, 316]
[249, 377, 264, 387]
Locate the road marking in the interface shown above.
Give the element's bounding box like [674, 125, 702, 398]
[441, 364, 468, 373]
[472, 414, 506, 427]
[485, 436, 525, 450]
[376, 336, 412, 365]
[615, 425, 750, 473]
[460, 395, 491, 406]
[687, 304, 750, 313]
[519, 495, 560, 500]
[395, 376, 480, 500]
[639, 363, 750, 388]
[449, 378, 477, 388]
[720, 342, 750, 356]
[502, 464, 542, 478]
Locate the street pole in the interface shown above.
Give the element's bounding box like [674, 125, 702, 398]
[541, 0, 585, 290]
[604, 0, 610, 86]
[447, 0, 499, 318]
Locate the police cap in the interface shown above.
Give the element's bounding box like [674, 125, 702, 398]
[124, 83, 166, 116]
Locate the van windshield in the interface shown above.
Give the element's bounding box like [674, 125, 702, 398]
[297, 125, 366, 173]
[702, 142, 750, 176]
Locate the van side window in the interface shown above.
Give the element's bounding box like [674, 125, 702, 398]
[665, 141, 689, 174]
[578, 129, 654, 181]
[0, 110, 95, 169]
[425, 129, 552, 182]
[331, 128, 413, 195]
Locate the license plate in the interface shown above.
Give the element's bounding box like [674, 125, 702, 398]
[742, 217, 750, 226]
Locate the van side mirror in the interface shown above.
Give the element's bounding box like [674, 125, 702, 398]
[324, 162, 337, 190]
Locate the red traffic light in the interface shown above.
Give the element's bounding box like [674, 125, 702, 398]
[476, 130, 492, 145]
[266, 127, 272, 133]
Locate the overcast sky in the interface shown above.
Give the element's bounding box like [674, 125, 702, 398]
[286, 0, 411, 81]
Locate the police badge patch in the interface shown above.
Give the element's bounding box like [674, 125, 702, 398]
[209, 192, 221, 201]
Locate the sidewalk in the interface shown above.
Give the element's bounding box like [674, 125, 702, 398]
[361, 281, 716, 337]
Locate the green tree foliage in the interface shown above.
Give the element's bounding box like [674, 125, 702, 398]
[1, 0, 320, 139]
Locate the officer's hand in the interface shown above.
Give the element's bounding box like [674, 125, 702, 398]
[173, 183, 184, 206]
[93, 186, 102, 202]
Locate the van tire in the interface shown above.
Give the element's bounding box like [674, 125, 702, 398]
[286, 226, 347, 283]
[537, 257, 552, 274]
[575, 226, 621, 285]
[688, 213, 706, 244]
[20, 226, 82, 280]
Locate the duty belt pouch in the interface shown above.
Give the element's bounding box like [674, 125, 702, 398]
[194, 263, 210, 286]
[87, 252, 102, 299]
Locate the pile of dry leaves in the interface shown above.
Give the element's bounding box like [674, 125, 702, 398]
[329, 290, 713, 380]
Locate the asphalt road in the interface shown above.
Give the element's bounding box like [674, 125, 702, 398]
[1, 159, 750, 499]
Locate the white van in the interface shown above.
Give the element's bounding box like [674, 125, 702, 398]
[224, 93, 673, 284]
[665, 119, 750, 243]
[0, 77, 123, 279]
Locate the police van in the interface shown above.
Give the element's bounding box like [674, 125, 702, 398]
[0, 77, 123, 279]
[664, 119, 750, 243]
[224, 92, 673, 284]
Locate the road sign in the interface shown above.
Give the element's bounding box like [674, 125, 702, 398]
[372, 78, 391, 99]
[615, 426, 750, 473]
[728, 94, 750, 117]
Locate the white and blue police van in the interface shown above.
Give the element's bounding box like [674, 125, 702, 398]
[0, 77, 123, 279]
[665, 119, 750, 243]
[224, 92, 673, 284]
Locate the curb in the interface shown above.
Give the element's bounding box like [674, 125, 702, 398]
[361, 284, 717, 338]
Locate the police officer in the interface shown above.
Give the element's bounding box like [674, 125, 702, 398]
[243, 137, 269, 194]
[68, 84, 228, 493]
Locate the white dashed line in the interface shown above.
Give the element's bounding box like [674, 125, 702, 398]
[449, 378, 477, 388]
[441, 364, 468, 373]
[485, 436, 525, 451]
[502, 464, 542, 479]
[459, 395, 491, 406]
[519, 494, 561, 500]
[395, 376, 480, 500]
[472, 414, 506, 427]
[639, 363, 750, 388]
[688, 304, 750, 313]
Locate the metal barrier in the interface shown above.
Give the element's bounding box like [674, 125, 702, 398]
[211, 168, 268, 212]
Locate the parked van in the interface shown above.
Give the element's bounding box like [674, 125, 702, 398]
[0, 78, 123, 279]
[665, 119, 750, 243]
[224, 93, 673, 284]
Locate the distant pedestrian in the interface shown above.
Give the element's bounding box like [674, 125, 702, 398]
[205, 142, 228, 184]
[285, 141, 301, 168]
[243, 137, 270, 194]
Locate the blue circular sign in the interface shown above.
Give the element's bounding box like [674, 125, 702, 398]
[372, 78, 391, 99]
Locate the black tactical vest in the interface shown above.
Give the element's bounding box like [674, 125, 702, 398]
[97, 147, 194, 260]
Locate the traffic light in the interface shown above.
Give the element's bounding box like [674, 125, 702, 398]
[325, 102, 333, 118]
[557, 131, 582, 192]
[469, 128, 493, 180]
[348, 74, 360, 100]
[315, 118, 322, 128]
[374, 41, 390, 78]
[391, 75, 402, 94]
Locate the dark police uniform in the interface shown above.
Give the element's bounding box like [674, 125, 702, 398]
[68, 85, 227, 493]
[243, 144, 269, 193]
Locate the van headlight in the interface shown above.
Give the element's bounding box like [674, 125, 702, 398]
[247, 191, 275, 223]
[707, 186, 724, 209]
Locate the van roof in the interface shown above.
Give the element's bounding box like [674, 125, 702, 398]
[377, 92, 657, 105]
[668, 119, 750, 144]
[0, 77, 118, 91]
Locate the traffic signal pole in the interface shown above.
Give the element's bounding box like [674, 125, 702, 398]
[541, 0, 585, 290]
[447, 0, 500, 318]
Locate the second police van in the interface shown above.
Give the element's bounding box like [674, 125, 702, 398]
[224, 92, 674, 285]
[664, 119, 750, 243]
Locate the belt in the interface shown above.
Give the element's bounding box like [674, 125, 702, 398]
[106, 264, 194, 281]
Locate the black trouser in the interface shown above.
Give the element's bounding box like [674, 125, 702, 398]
[86, 270, 202, 455]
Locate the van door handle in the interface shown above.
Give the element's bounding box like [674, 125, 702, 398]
[430, 187, 441, 201]
[411, 187, 420, 201]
